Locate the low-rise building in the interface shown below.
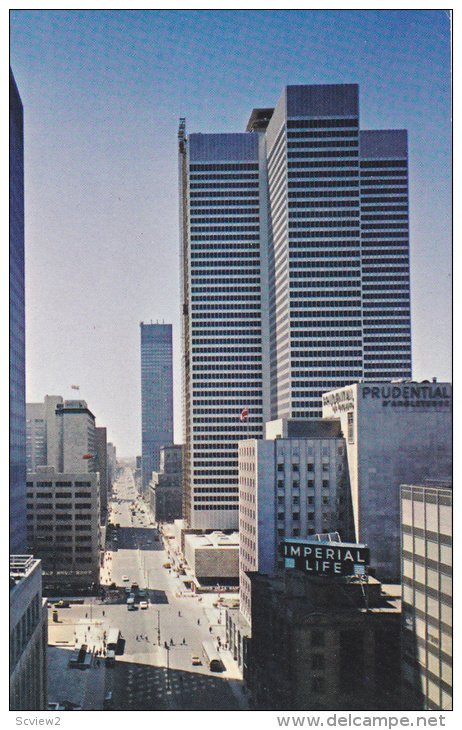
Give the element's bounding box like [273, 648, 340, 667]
[401, 480, 452, 710]
[149, 444, 183, 522]
[26, 466, 101, 591]
[10, 555, 48, 710]
[248, 569, 401, 711]
[184, 531, 239, 586]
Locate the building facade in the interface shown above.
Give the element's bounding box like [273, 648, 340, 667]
[179, 83, 411, 533]
[140, 322, 174, 492]
[10, 556, 48, 710]
[26, 395, 63, 472]
[95, 426, 108, 524]
[248, 570, 401, 711]
[26, 397, 97, 474]
[238, 418, 350, 626]
[322, 381, 452, 581]
[149, 444, 183, 523]
[10, 68, 27, 553]
[26, 467, 101, 590]
[179, 126, 269, 530]
[401, 481, 452, 710]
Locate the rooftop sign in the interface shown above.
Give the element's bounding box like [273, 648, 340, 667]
[280, 539, 369, 577]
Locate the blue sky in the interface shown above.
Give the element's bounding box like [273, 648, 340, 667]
[9, 9, 452, 455]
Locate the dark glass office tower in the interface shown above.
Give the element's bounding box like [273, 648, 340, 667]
[10, 68, 27, 552]
[360, 130, 412, 380]
[140, 323, 174, 492]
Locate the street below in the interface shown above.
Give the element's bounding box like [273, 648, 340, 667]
[47, 467, 248, 711]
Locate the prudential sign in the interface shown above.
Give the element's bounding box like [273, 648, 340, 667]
[280, 539, 369, 577]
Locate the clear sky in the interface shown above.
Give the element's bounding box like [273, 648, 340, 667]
[9, 9, 452, 456]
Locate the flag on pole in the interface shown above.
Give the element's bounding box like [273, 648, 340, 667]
[71, 385, 80, 390]
[240, 407, 248, 422]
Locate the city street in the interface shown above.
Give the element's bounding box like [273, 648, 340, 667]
[47, 466, 248, 711]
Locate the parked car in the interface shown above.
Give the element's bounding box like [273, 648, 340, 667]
[54, 600, 70, 608]
[191, 655, 202, 666]
[139, 601, 148, 610]
[122, 575, 129, 582]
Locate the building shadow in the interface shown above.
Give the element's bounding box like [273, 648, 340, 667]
[105, 658, 247, 711]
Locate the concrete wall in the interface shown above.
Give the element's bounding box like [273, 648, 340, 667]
[322, 382, 452, 581]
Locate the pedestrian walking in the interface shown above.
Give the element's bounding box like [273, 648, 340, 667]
[182, 638, 186, 645]
[197, 618, 200, 625]
[209, 626, 212, 633]
[178, 610, 181, 617]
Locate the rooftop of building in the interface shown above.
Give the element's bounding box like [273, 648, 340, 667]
[28, 468, 99, 480]
[185, 531, 239, 549]
[250, 571, 401, 620]
[10, 555, 41, 591]
[265, 417, 343, 440]
[246, 107, 275, 132]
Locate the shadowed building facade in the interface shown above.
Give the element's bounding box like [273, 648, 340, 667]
[10, 68, 27, 553]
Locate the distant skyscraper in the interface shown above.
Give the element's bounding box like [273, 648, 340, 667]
[179, 83, 412, 531]
[10, 68, 27, 553]
[140, 323, 174, 491]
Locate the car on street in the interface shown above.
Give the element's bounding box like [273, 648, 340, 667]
[139, 601, 148, 610]
[191, 655, 202, 666]
[122, 575, 129, 582]
[54, 600, 70, 608]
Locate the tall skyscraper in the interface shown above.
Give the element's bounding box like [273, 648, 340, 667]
[140, 323, 174, 491]
[10, 68, 27, 553]
[360, 130, 411, 380]
[179, 83, 412, 531]
[266, 84, 411, 419]
[179, 127, 269, 529]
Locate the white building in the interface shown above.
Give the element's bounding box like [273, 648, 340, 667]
[322, 380, 452, 581]
[26, 397, 97, 474]
[26, 466, 101, 590]
[184, 531, 239, 585]
[238, 418, 349, 626]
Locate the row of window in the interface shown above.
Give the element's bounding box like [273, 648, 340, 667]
[288, 157, 358, 167]
[286, 118, 358, 129]
[190, 163, 258, 172]
[190, 191, 259, 199]
[287, 129, 358, 139]
[287, 139, 358, 149]
[193, 504, 238, 510]
[191, 235, 260, 243]
[190, 173, 258, 181]
[190, 182, 259, 190]
[191, 217, 260, 225]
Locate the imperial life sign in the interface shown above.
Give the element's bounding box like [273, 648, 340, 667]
[280, 539, 369, 577]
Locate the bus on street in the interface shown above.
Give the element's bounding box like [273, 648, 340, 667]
[202, 641, 224, 672]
